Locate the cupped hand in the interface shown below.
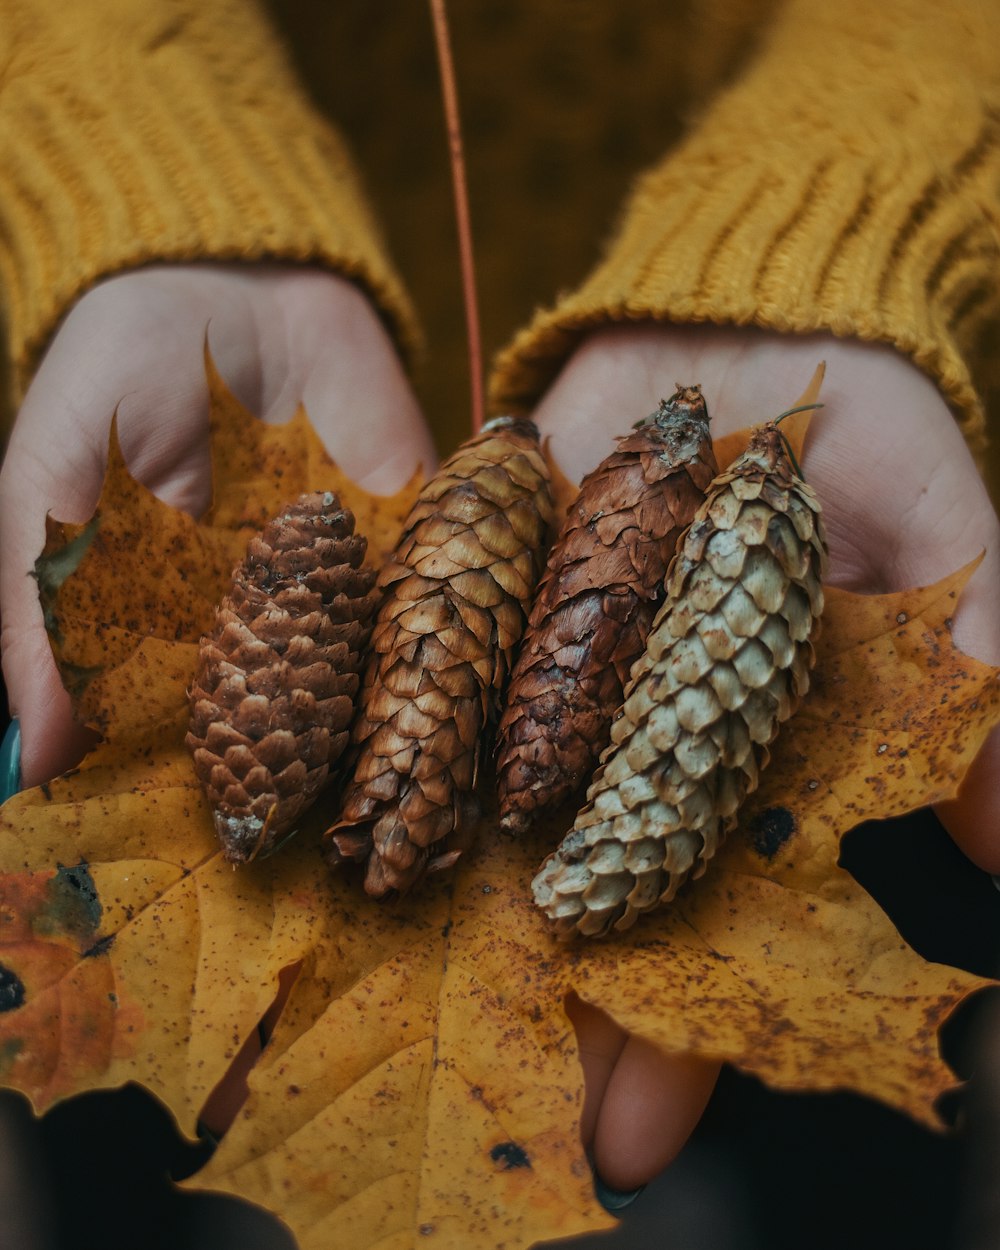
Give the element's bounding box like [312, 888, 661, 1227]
[530, 323, 1000, 1192]
[0, 264, 437, 789]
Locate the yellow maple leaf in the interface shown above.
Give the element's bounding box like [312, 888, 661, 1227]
[0, 373, 996, 1250]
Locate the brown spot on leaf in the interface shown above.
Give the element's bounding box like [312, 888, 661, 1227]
[0, 965, 25, 1013]
[490, 1141, 531, 1170]
[749, 807, 797, 859]
[0, 373, 994, 1250]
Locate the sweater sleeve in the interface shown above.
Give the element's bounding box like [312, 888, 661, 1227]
[489, 0, 1000, 460]
[0, 0, 418, 412]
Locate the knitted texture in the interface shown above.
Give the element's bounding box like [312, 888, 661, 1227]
[496, 386, 718, 831]
[533, 424, 827, 937]
[187, 492, 378, 863]
[490, 0, 1000, 463]
[0, 0, 417, 414]
[326, 417, 555, 897]
[2, 0, 997, 485]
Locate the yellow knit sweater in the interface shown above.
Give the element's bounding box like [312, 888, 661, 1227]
[0, 0, 997, 486]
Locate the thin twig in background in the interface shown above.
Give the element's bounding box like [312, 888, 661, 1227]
[429, 0, 484, 435]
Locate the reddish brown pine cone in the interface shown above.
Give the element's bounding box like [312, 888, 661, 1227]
[495, 386, 718, 832]
[186, 491, 378, 864]
[325, 417, 555, 898]
[533, 422, 827, 937]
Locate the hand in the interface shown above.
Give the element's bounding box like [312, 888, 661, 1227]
[529, 323, 1000, 1192]
[0, 264, 437, 788]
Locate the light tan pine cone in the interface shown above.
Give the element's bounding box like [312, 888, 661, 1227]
[187, 491, 378, 864]
[533, 422, 827, 937]
[325, 417, 555, 898]
[495, 386, 718, 832]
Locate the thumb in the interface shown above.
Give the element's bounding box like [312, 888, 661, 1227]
[925, 548, 1000, 873]
[0, 445, 100, 789]
[0, 294, 214, 789]
[809, 375, 1000, 874]
[936, 731, 1000, 875]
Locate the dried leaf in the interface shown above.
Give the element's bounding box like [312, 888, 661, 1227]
[203, 349, 423, 564]
[712, 361, 824, 471]
[1, 379, 997, 1250]
[34, 360, 420, 737]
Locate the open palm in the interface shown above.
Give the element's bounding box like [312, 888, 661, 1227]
[0, 264, 436, 788]
[531, 323, 1000, 1191]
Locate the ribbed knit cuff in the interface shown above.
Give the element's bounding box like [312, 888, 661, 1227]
[0, 0, 418, 408]
[490, 0, 999, 461]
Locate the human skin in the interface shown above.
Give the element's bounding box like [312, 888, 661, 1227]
[1, 273, 997, 1196]
[532, 321, 1000, 1190]
[0, 265, 436, 787]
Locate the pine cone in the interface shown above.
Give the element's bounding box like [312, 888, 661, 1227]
[325, 417, 555, 897]
[186, 491, 378, 864]
[533, 423, 827, 937]
[496, 386, 718, 832]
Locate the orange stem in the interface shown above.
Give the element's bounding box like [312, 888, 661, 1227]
[429, 0, 484, 435]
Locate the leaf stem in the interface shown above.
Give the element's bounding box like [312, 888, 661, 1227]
[773, 402, 824, 425]
[429, 0, 484, 435]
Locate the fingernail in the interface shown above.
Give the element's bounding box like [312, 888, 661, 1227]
[0, 720, 21, 804]
[593, 1170, 646, 1212]
[992, 874, 1000, 894]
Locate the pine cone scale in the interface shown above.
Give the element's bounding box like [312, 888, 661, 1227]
[186, 492, 379, 863]
[326, 417, 554, 895]
[496, 387, 719, 831]
[449, 569, 507, 608]
[533, 422, 828, 936]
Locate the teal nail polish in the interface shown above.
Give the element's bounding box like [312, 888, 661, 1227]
[196, 1120, 221, 1150]
[593, 1170, 646, 1212]
[0, 720, 21, 804]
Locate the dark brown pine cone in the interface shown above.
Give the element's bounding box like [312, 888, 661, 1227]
[186, 491, 379, 863]
[325, 417, 555, 897]
[495, 386, 718, 832]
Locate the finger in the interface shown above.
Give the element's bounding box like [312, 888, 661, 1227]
[254, 271, 439, 492]
[801, 360, 1000, 868]
[198, 963, 298, 1141]
[567, 994, 720, 1191]
[197, 1026, 263, 1143]
[0, 283, 222, 787]
[0, 619, 97, 791]
[926, 539, 1000, 871]
[936, 734, 1000, 874]
[0, 437, 105, 787]
[591, 1037, 720, 1192]
[565, 993, 628, 1147]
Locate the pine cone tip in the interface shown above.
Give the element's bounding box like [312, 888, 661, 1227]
[214, 809, 271, 865]
[325, 828, 373, 867]
[498, 807, 532, 834]
[634, 383, 706, 430]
